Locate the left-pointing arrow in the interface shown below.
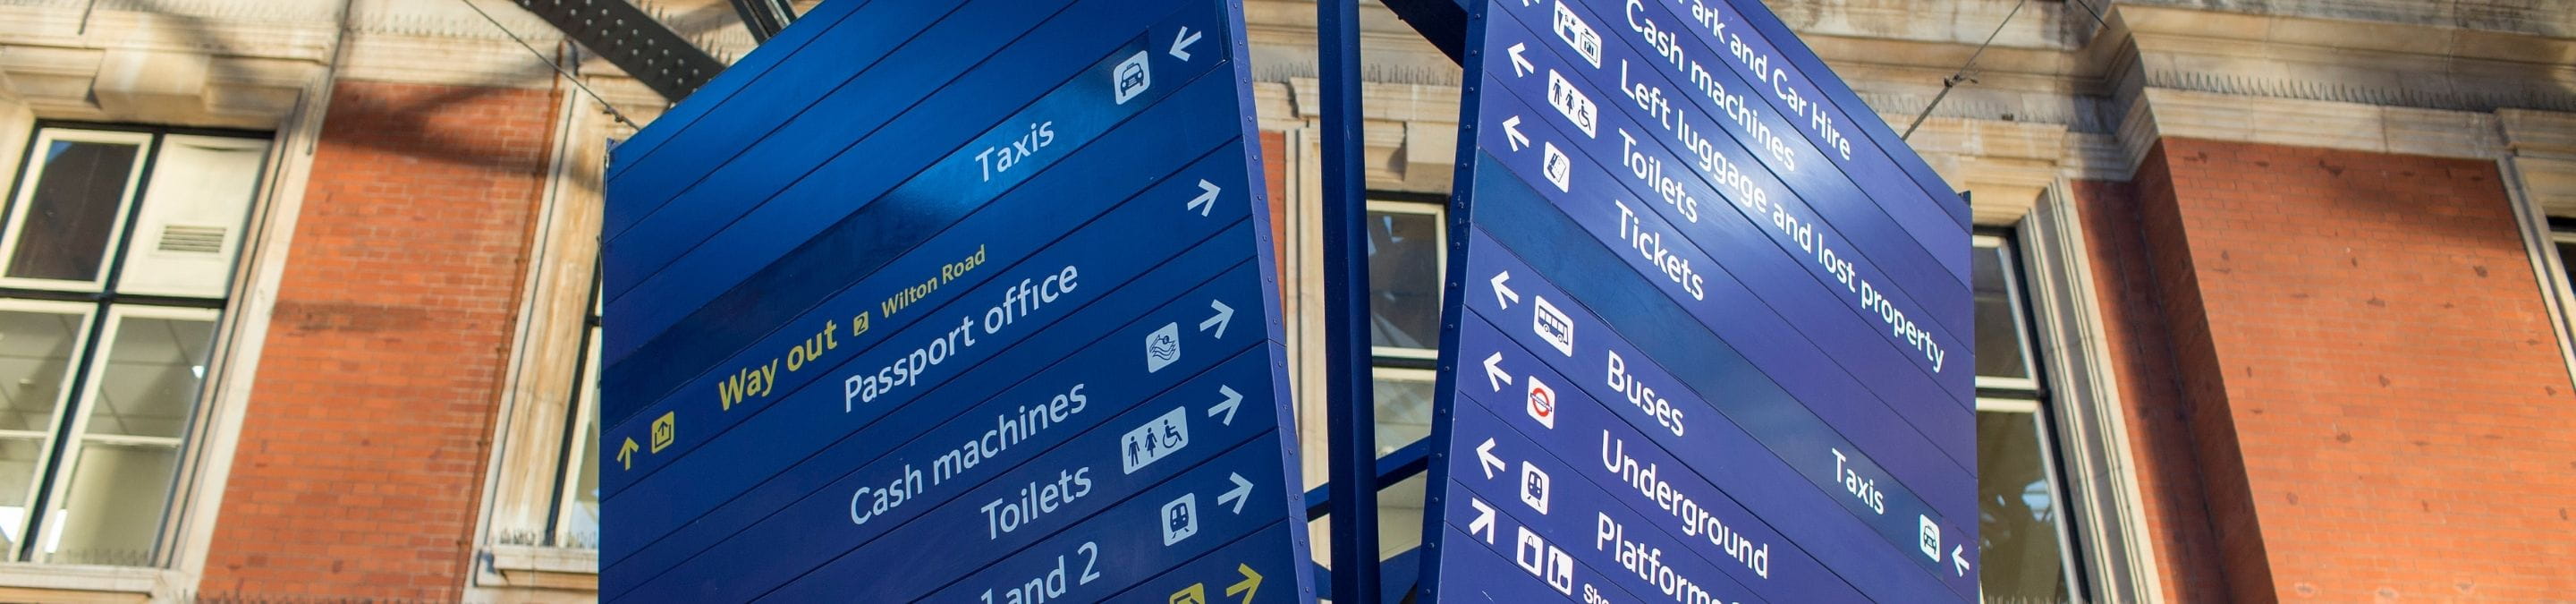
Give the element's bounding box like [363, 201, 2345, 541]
[1482, 351, 1511, 391]
[1476, 438, 1505, 479]
[1508, 42, 1534, 77]
[1953, 544, 1970, 576]
[1490, 271, 1520, 310]
[1503, 115, 1530, 151]
[1170, 26, 1204, 61]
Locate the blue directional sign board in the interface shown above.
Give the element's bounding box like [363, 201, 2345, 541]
[595, 0, 1313, 601]
[1419, 0, 1978, 601]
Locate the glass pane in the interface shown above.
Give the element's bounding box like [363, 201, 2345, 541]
[1974, 242, 2032, 380]
[1366, 208, 1442, 350]
[0, 438, 41, 557]
[563, 389, 602, 549]
[42, 441, 179, 566]
[8, 140, 140, 282]
[0, 310, 88, 432]
[1371, 371, 1435, 456]
[1978, 410, 2072, 603]
[2556, 240, 2576, 289]
[84, 317, 216, 438]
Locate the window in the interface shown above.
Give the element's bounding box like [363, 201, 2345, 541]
[1974, 233, 2085, 602]
[1365, 197, 1445, 560]
[551, 278, 603, 550]
[0, 125, 266, 566]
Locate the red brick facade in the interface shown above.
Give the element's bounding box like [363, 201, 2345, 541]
[199, 81, 561, 601]
[2092, 138, 2576, 600]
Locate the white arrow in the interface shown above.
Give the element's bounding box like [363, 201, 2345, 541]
[1476, 438, 1505, 479]
[1218, 472, 1253, 514]
[1169, 26, 1204, 61]
[1199, 300, 1234, 338]
[1208, 386, 1242, 426]
[1952, 544, 1970, 576]
[1490, 271, 1520, 310]
[1503, 115, 1530, 151]
[1187, 179, 1220, 217]
[1482, 351, 1511, 392]
[1468, 498, 1497, 543]
[1508, 42, 1534, 77]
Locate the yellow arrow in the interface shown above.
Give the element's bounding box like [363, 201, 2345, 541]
[1224, 563, 1261, 604]
[617, 438, 640, 470]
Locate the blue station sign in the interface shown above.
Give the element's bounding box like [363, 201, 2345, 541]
[595, 0, 1311, 601]
[1419, 0, 1979, 601]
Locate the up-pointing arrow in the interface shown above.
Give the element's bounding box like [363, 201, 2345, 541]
[1207, 386, 1242, 426]
[1468, 498, 1497, 543]
[1476, 438, 1505, 479]
[616, 438, 639, 471]
[1490, 271, 1520, 310]
[1169, 26, 1204, 61]
[1508, 42, 1534, 77]
[1218, 472, 1253, 514]
[1187, 179, 1220, 217]
[1199, 300, 1233, 338]
[1503, 115, 1530, 151]
[1482, 351, 1511, 392]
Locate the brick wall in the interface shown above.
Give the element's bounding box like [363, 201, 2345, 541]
[2070, 176, 2230, 600]
[200, 81, 560, 600]
[2122, 138, 2576, 600]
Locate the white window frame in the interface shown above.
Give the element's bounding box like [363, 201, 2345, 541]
[32, 304, 219, 564]
[0, 298, 99, 550]
[0, 129, 156, 293]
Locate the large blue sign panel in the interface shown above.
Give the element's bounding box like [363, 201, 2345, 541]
[1419, 0, 1979, 601]
[597, 1, 1313, 601]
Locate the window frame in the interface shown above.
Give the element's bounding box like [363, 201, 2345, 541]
[1364, 197, 1446, 365]
[0, 122, 268, 569]
[0, 129, 156, 293]
[1974, 231, 2096, 602]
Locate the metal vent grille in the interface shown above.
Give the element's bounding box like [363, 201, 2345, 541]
[156, 225, 226, 254]
[513, 0, 725, 102]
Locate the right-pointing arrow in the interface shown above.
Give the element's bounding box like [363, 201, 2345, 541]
[1199, 299, 1233, 338]
[1490, 271, 1520, 310]
[1187, 179, 1220, 217]
[1503, 115, 1530, 151]
[1482, 351, 1510, 392]
[1207, 385, 1242, 426]
[1476, 438, 1505, 479]
[1217, 472, 1253, 514]
[1468, 498, 1497, 543]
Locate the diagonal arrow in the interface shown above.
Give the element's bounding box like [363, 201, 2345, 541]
[1476, 438, 1505, 479]
[1218, 472, 1253, 514]
[1199, 300, 1234, 338]
[1503, 115, 1530, 151]
[1482, 351, 1510, 391]
[1490, 271, 1520, 310]
[1207, 386, 1243, 425]
[1508, 42, 1534, 77]
[1169, 26, 1204, 61]
[1953, 544, 1970, 576]
[1469, 498, 1497, 543]
[1225, 563, 1262, 604]
[1187, 179, 1220, 217]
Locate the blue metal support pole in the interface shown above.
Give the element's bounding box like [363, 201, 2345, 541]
[1319, 0, 1380, 602]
